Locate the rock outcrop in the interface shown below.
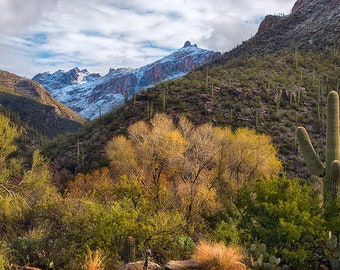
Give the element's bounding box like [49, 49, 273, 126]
[291, 0, 309, 13]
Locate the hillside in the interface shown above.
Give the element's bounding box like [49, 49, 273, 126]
[42, 48, 339, 185]
[0, 70, 84, 138]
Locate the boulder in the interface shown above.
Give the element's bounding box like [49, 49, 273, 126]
[14, 267, 42, 270]
[164, 260, 200, 270]
[118, 261, 162, 270]
[164, 260, 247, 270]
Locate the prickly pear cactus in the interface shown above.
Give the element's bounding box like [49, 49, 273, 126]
[250, 243, 266, 269]
[249, 243, 289, 270]
[296, 90, 340, 201]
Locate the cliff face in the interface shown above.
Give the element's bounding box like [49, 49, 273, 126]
[225, 0, 340, 59]
[291, 0, 309, 13]
[34, 42, 221, 119]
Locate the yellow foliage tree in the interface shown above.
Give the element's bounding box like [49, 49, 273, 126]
[107, 114, 187, 205]
[226, 128, 281, 184]
[106, 113, 282, 231]
[212, 127, 282, 203]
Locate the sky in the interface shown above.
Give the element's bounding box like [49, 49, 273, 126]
[0, 0, 296, 78]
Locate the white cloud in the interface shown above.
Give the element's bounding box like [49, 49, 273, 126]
[0, 0, 296, 77]
[0, 0, 56, 33]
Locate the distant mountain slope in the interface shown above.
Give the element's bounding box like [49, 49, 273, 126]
[33, 42, 221, 119]
[223, 0, 340, 60]
[0, 70, 84, 138]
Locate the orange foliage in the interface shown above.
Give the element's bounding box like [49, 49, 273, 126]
[67, 167, 114, 203]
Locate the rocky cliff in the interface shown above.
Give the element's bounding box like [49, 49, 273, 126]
[224, 0, 340, 59]
[34, 42, 221, 119]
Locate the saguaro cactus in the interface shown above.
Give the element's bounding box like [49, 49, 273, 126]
[296, 90, 340, 201]
[123, 236, 136, 263]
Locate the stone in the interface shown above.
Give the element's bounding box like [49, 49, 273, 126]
[14, 267, 42, 270]
[118, 261, 162, 270]
[164, 260, 200, 270]
[164, 260, 247, 270]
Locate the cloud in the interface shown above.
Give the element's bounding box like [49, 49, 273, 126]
[200, 18, 258, 53]
[0, 0, 296, 77]
[0, 0, 56, 33]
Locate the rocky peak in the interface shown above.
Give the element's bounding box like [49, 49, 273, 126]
[183, 40, 197, 48]
[64, 67, 83, 84]
[183, 41, 191, 47]
[257, 15, 282, 34]
[291, 0, 310, 13]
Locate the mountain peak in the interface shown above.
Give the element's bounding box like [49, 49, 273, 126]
[34, 43, 220, 119]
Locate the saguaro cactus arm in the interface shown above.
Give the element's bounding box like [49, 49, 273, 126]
[296, 126, 326, 177]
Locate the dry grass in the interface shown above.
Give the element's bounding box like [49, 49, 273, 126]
[83, 249, 105, 270]
[193, 240, 247, 270]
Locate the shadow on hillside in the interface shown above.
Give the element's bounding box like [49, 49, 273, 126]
[0, 92, 82, 138]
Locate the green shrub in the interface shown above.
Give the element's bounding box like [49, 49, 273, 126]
[236, 177, 326, 268]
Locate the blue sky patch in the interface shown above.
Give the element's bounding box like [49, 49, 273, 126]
[31, 33, 48, 45]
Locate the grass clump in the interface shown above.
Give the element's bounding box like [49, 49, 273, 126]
[193, 240, 247, 270]
[83, 249, 105, 270]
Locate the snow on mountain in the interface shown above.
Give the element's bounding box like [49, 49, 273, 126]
[33, 42, 221, 120]
[33, 67, 101, 91]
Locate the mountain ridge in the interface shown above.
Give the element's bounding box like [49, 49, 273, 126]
[33, 42, 221, 119]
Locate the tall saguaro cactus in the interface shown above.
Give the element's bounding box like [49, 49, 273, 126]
[296, 90, 340, 201]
